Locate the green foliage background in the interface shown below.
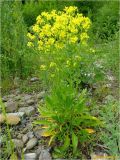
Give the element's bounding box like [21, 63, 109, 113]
[1, 0, 119, 91]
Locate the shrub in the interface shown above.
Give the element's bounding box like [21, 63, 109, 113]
[92, 1, 119, 42]
[22, 1, 76, 27]
[34, 84, 101, 158]
[1, 1, 41, 88]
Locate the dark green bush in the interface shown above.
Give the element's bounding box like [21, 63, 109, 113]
[22, 0, 75, 27]
[1, 1, 40, 81]
[92, 1, 119, 42]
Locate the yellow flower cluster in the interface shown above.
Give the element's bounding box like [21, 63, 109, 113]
[27, 6, 91, 51]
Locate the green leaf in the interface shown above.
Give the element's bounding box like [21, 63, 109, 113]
[61, 135, 70, 152]
[33, 119, 51, 125]
[72, 132, 78, 154]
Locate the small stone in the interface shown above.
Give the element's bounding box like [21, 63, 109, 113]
[26, 106, 35, 115]
[91, 152, 108, 160]
[0, 136, 3, 146]
[18, 106, 35, 116]
[24, 153, 37, 160]
[34, 129, 43, 139]
[26, 138, 38, 150]
[8, 112, 25, 118]
[22, 134, 29, 144]
[27, 99, 35, 105]
[15, 95, 21, 101]
[27, 131, 34, 139]
[24, 95, 31, 101]
[22, 127, 28, 134]
[37, 91, 45, 99]
[0, 114, 20, 125]
[17, 134, 23, 139]
[39, 149, 52, 160]
[5, 101, 18, 112]
[12, 139, 24, 149]
[18, 101, 26, 107]
[36, 145, 44, 155]
[2, 96, 8, 102]
[26, 123, 33, 130]
[15, 89, 20, 95]
[30, 77, 39, 82]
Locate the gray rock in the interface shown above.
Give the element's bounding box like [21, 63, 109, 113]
[26, 106, 35, 115]
[26, 123, 33, 131]
[8, 112, 25, 118]
[0, 114, 20, 125]
[15, 89, 20, 95]
[17, 133, 23, 139]
[27, 131, 34, 139]
[15, 95, 21, 101]
[22, 134, 29, 144]
[30, 77, 39, 82]
[8, 94, 15, 98]
[18, 101, 26, 107]
[39, 149, 51, 160]
[2, 96, 8, 102]
[5, 101, 18, 112]
[24, 153, 37, 160]
[12, 139, 24, 149]
[24, 95, 32, 101]
[37, 91, 45, 99]
[18, 106, 35, 115]
[34, 129, 43, 139]
[27, 99, 35, 105]
[36, 145, 44, 155]
[0, 136, 3, 146]
[26, 138, 38, 150]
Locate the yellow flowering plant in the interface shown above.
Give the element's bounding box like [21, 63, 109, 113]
[26, 6, 101, 89]
[31, 7, 103, 158]
[27, 6, 91, 52]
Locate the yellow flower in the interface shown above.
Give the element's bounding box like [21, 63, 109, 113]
[59, 31, 66, 39]
[27, 42, 34, 47]
[85, 128, 95, 134]
[27, 6, 91, 51]
[70, 27, 78, 33]
[64, 6, 78, 14]
[40, 65, 46, 70]
[72, 17, 80, 25]
[38, 40, 44, 50]
[47, 38, 55, 45]
[27, 33, 35, 40]
[70, 36, 78, 43]
[80, 32, 89, 41]
[36, 15, 43, 24]
[32, 24, 40, 33]
[82, 17, 91, 30]
[38, 40, 43, 46]
[51, 10, 57, 17]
